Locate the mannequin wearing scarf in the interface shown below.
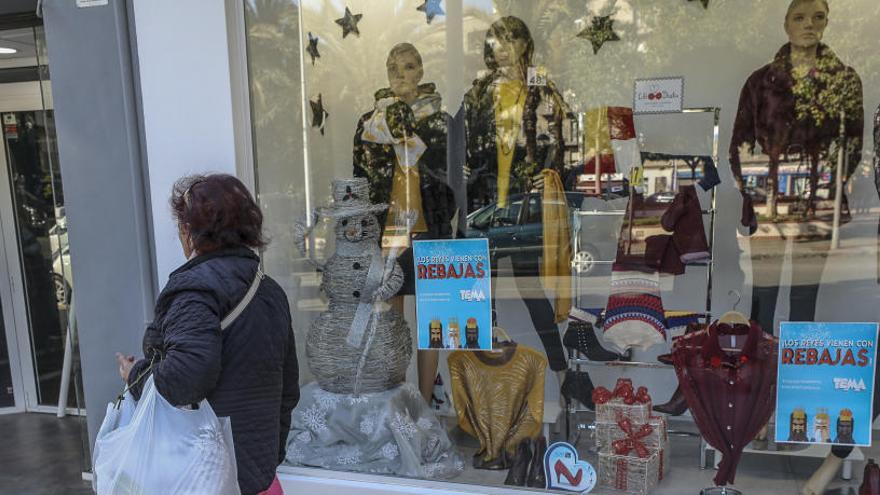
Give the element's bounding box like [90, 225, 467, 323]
[730, 40, 863, 333]
[354, 84, 455, 242]
[461, 16, 572, 373]
[353, 44, 457, 406]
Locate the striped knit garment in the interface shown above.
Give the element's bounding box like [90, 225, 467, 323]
[602, 268, 667, 353]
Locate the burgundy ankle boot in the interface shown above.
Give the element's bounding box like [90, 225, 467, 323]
[860, 459, 880, 495]
[652, 385, 688, 416]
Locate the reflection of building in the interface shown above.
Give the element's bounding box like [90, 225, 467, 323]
[739, 154, 831, 198]
[641, 154, 710, 195]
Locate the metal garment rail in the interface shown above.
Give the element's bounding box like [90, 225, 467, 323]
[565, 108, 722, 465]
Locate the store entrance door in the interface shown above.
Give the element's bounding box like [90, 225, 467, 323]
[0, 107, 81, 414]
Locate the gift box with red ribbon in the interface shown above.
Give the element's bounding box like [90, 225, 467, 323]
[593, 378, 653, 424]
[597, 417, 667, 494]
[596, 415, 668, 452]
[595, 380, 668, 493]
[598, 449, 661, 495]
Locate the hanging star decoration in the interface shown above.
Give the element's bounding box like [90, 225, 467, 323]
[417, 0, 444, 24]
[688, 0, 710, 8]
[335, 6, 363, 39]
[577, 15, 621, 55]
[310, 94, 329, 135]
[306, 32, 320, 65]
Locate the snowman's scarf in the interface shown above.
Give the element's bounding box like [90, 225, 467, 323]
[346, 244, 385, 348]
[349, 212, 414, 395]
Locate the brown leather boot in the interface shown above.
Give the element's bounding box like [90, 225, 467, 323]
[504, 439, 532, 486]
[527, 436, 547, 488]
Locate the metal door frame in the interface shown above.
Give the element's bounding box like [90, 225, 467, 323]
[0, 81, 78, 414]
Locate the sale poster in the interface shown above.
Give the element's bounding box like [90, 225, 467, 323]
[775, 322, 879, 447]
[413, 239, 492, 351]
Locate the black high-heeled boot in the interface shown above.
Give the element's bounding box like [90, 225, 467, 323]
[653, 385, 688, 416]
[563, 321, 620, 362]
[504, 439, 532, 486]
[527, 436, 547, 488]
[561, 370, 595, 410]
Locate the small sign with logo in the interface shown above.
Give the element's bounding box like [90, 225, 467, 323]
[544, 442, 597, 492]
[633, 77, 684, 114]
[775, 322, 879, 447]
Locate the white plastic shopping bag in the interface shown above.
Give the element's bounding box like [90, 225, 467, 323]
[93, 376, 240, 495]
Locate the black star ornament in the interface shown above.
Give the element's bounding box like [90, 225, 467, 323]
[689, 0, 710, 8]
[417, 0, 444, 24]
[307, 32, 320, 65]
[335, 6, 363, 39]
[577, 15, 621, 55]
[310, 94, 329, 135]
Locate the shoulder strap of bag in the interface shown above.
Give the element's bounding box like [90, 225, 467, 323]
[220, 268, 264, 331]
[117, 267, 264, 404]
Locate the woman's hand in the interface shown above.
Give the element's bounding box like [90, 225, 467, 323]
[115, 352, 136, 383]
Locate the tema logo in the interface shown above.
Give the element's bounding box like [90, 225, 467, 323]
[833, 378, 867, 392]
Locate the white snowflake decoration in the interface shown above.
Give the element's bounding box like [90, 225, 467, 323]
[380, 442, 399, 460]
[298, 404, 328, 433]
[287, 444, 305, 464]
[295, 431, 312, 444]
[360, 415, 376, 435]
[336, 446, 362, 466]
[416, 417, 434, 430]
[426, 434, 440, 452]
[314, 389, 341, 410]
[424, 462, 440, 478]
[390, 412, 417, 439]
[348, 395, 369, 405]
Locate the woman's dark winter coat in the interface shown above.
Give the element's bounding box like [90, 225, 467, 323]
[127, 247, 299, 495]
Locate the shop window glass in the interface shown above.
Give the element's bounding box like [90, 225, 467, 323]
[244, 0, 880, 492]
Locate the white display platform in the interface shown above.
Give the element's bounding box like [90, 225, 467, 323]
[276, 466, 544, 495]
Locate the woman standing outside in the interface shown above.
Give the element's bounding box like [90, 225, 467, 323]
[116, 174, 299, 495]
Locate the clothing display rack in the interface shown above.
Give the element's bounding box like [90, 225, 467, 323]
[564, 107, 721, 448]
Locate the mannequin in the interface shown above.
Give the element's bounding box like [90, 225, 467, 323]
[730, 0, 863, 335]
[353, 43, 457, 403]
[461, 16, 572, 393]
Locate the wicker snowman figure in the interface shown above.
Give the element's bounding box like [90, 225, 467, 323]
[294, 178, 411, 394]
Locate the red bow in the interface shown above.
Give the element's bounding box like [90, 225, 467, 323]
[612, 418, 654, 458]
[592, 379, 652, 405]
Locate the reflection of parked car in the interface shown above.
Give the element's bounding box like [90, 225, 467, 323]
[49, 208, 72, 308]
[645, 191, 676, 205]
[466, 192, 620, 276]
[52, 244, 72, 308]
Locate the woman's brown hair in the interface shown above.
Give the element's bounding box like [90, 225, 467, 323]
[171, 173, 266, 254]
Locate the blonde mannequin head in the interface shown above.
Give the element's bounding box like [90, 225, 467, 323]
[386, 43, 424, 103]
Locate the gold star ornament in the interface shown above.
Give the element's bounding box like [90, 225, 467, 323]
[577, 15, 621, 55]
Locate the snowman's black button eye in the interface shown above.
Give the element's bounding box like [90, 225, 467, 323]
[341, 219, 348, 226]
[361, 219, 369, 227]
